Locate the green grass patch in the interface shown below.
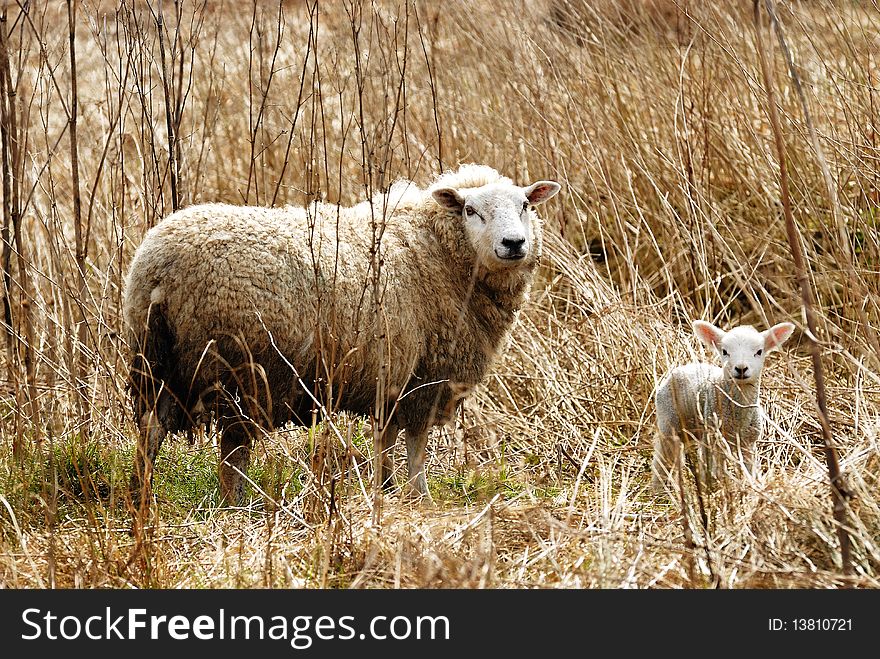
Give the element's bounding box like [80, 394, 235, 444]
[0, 436, 131, 535]
[432, 466, 524, 505]
[249, 449, 305, 504]
[152, 440, 220, 513]
[48, 437, 124, 505]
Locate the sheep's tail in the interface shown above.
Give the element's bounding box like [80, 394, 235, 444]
[127, 303, 186, 436]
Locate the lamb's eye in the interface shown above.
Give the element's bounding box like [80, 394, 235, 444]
[522, 201, 529, 212]
[465, 206, 476, 216]
[755, 349, 763, 356]
[722, 349, 728, 356]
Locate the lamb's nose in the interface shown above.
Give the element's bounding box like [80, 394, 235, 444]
[734, 365, 748, 378]
[502, 237, 526, 252]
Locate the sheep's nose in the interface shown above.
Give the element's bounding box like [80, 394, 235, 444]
[734, 365, 749, 378]
[502, 237, 526, 252]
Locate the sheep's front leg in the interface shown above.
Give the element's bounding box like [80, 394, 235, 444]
[404, 426, 432, 501]
[651, 430, 680, 494]
[219, 419, 254, 505]
[130, 391, 173, 508]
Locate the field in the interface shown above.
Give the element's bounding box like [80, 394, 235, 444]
[0, 0, 878, 589]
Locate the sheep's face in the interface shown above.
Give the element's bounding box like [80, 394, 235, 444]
[432, 180, 560, 270]
[693, 321, 795, 384]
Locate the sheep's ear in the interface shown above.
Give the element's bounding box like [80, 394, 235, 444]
[763, 322, 795, 352]
[524, 181, 561, 205]
[693, 320, 725, 350]
[432, 188, 465, 212]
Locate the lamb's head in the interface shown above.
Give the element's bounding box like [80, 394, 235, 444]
[432, 179, 560, 271]
[693, 320, 795, 384]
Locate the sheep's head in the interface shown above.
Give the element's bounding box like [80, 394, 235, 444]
[693, 320, 795, 384]
[432, 180, 560, 271]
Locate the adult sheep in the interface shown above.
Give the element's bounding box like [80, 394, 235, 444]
[124, 164, 560, 505]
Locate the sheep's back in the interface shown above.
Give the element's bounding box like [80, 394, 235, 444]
[124, 202, 427, 419]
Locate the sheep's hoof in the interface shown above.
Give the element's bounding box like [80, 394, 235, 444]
[403, 481, 434, 506]
[409, 493, 436, 509]
[128, 475, 155, 513]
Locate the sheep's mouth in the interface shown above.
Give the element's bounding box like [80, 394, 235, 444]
[494, 249, 526, 261]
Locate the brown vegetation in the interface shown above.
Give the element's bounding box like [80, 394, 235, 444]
[0, 0, 878, 588]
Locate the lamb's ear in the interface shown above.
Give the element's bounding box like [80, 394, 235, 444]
[692, 320, 725, 350]
[763, 322, 795, 352]
[524, 181, 561, 205]
[432, 188, 465, 212]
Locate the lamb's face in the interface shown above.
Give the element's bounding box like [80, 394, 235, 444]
[716, 326, 768, 383]
[693, 320, 795, 384]
[432, 180, 560, 271]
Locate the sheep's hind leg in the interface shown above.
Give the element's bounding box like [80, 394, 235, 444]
[651, 430, 680, 495]
[374, 420, 399, 492]
[219, 419, 254, 505]
[130, 391, 173, 508]
[404, 426, 432, 502]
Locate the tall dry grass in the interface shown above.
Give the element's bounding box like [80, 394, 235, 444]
[0, 0, 878, 588]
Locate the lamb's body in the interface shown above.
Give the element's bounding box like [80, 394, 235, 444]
[124, 165, 559, 503]
[651, 321, 794, 492]
[653, 363, 762, 490]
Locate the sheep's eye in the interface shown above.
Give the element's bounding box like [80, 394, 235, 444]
[755, 349, 763, 356]
[465, 206, 476, 216]
[721, 349, 728, 356]
[522, 201, 529, 212]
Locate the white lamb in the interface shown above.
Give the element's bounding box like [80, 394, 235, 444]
[652, 320, 795, 492]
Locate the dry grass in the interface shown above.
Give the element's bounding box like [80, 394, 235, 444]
[0, 0, 879, 589]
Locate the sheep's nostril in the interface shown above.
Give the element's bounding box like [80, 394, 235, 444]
[734, 366, 748, 378]
[502, 237, 526, 251]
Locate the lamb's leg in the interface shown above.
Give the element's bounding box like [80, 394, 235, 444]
[130, 391, 172, 508]
[651, 429, 680, 494]
[698, 429, 715, 492]
[219, 419, 254, 505]
[737, 435, 757, 477]
[678, 428, 716, 493]
[374, 420, 399, 492]
[404, 426, 432, 501]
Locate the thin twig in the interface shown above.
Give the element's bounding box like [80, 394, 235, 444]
[753, 0, 853, 576]
[65, 0, 91, 438]
[155, 0, 180, 212]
